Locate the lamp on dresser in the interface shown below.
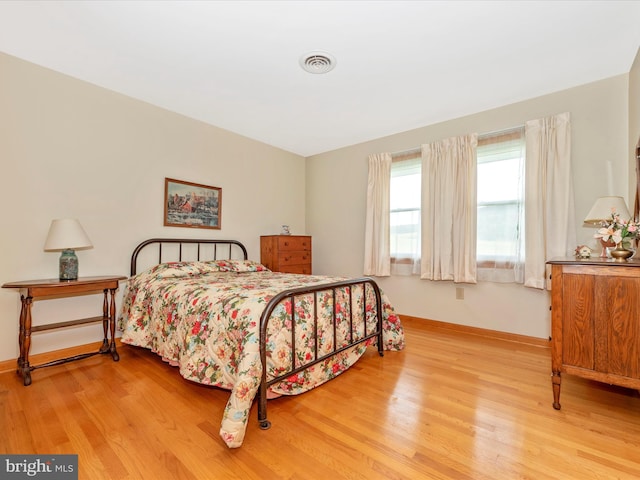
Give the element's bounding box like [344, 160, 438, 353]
[583, 196, 631, 257]
[43, 218, 93, 280]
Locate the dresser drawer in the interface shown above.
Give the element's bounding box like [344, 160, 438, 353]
[278, 251, 311, 266]
[277, 236, 311, 251]
[279, 264, 312, 275]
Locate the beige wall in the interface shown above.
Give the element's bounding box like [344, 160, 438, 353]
[306, 74, 630, 339]
[630, 48, 640, 200]
[0, 52, 305, 362]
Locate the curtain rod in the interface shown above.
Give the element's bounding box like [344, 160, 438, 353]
[388, 124, 525, 157]
[477, 125, 524, 138]
[390, 147, 421, 156]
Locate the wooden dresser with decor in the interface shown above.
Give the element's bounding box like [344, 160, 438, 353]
[260, 235, 312, 274]
[547, 258, 640, 409]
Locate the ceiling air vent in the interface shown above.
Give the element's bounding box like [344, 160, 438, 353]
[299, 51, 336, 74]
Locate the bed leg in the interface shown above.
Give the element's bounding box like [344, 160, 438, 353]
[372, 281, 385, 357]
[259, 420, 271, 430]
[258, 383, 271, 430]
[377, 321, 384, 357]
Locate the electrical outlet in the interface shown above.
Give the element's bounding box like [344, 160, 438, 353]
[456, 287, 464, 300]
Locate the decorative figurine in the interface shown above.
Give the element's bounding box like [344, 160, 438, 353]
[575, 245, 593, 258]
[281, 225, 291, 235]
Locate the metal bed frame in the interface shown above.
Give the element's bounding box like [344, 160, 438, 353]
[129, 238, 384, 430]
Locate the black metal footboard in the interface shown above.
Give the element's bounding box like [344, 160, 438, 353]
[257, 277, 384, 429]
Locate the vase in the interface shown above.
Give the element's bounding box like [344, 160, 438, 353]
[610, 243, 634, 262]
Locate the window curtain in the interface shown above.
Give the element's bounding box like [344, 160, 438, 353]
[524, 112, 576, 289]
[634, 137, 640, 222]
[420, 134, 478, 283]
[363, 153, 392, 276]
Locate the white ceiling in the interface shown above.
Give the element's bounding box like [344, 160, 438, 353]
[1, 1, 639, 157]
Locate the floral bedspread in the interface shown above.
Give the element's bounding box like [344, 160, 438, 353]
[118, 260, 404, 448]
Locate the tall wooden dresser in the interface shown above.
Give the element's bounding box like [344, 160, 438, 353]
[260, 235, 312, 274]
[548, 258, 640, 409]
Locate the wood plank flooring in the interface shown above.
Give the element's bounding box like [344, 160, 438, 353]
[2, 317, 640, 479]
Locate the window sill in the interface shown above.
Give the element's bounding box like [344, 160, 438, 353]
[390, 257, 415, 265]
[391, 258, 520, 271]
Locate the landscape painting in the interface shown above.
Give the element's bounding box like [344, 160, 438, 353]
[164, 177, 221, 229]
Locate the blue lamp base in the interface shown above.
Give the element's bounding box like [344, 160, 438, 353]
[59, 249, 78, 280]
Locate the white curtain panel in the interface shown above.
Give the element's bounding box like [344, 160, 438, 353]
[363, 153, 392, 276]
[524, 112, 576, 289]
[420, 134, 478, 283]
[635, 139, 640, 222]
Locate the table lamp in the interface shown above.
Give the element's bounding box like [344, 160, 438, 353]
[584, 196, 631, 257]
[43, 219, 93, 280]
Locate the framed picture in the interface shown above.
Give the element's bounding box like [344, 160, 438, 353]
[164, 177, 222, 229]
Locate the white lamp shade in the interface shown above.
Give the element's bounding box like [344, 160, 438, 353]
[584, 196, 632, 225]
[44, 219, 93, 251]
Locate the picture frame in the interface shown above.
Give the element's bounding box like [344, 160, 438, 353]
[164, 177, 222, 230]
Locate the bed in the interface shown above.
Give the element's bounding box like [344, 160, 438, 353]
[118, 238, 405, 448]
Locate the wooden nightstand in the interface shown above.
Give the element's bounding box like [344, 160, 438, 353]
[547, 258, 640, 409]
[2, 275, 126, 386]
[260, 235, 312, 274]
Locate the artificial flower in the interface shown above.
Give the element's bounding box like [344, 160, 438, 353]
[594, 210, 640, 245]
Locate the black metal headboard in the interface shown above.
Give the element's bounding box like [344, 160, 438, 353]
[130, 238, 249, 276]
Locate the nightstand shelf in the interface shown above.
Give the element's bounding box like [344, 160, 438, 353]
[2, 275, 126, 386]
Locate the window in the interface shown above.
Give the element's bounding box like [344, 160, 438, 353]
[476, 128, 525, 267]
[390, 152, 421, 263]
[389, 127, 525, 275]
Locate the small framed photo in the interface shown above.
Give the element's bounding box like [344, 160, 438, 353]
[164, 177, 221, 229]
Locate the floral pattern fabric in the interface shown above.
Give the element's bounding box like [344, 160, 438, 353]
[118, 262, 405, 448]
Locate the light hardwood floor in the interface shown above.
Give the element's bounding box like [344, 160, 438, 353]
[2, 317, 640, 479]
